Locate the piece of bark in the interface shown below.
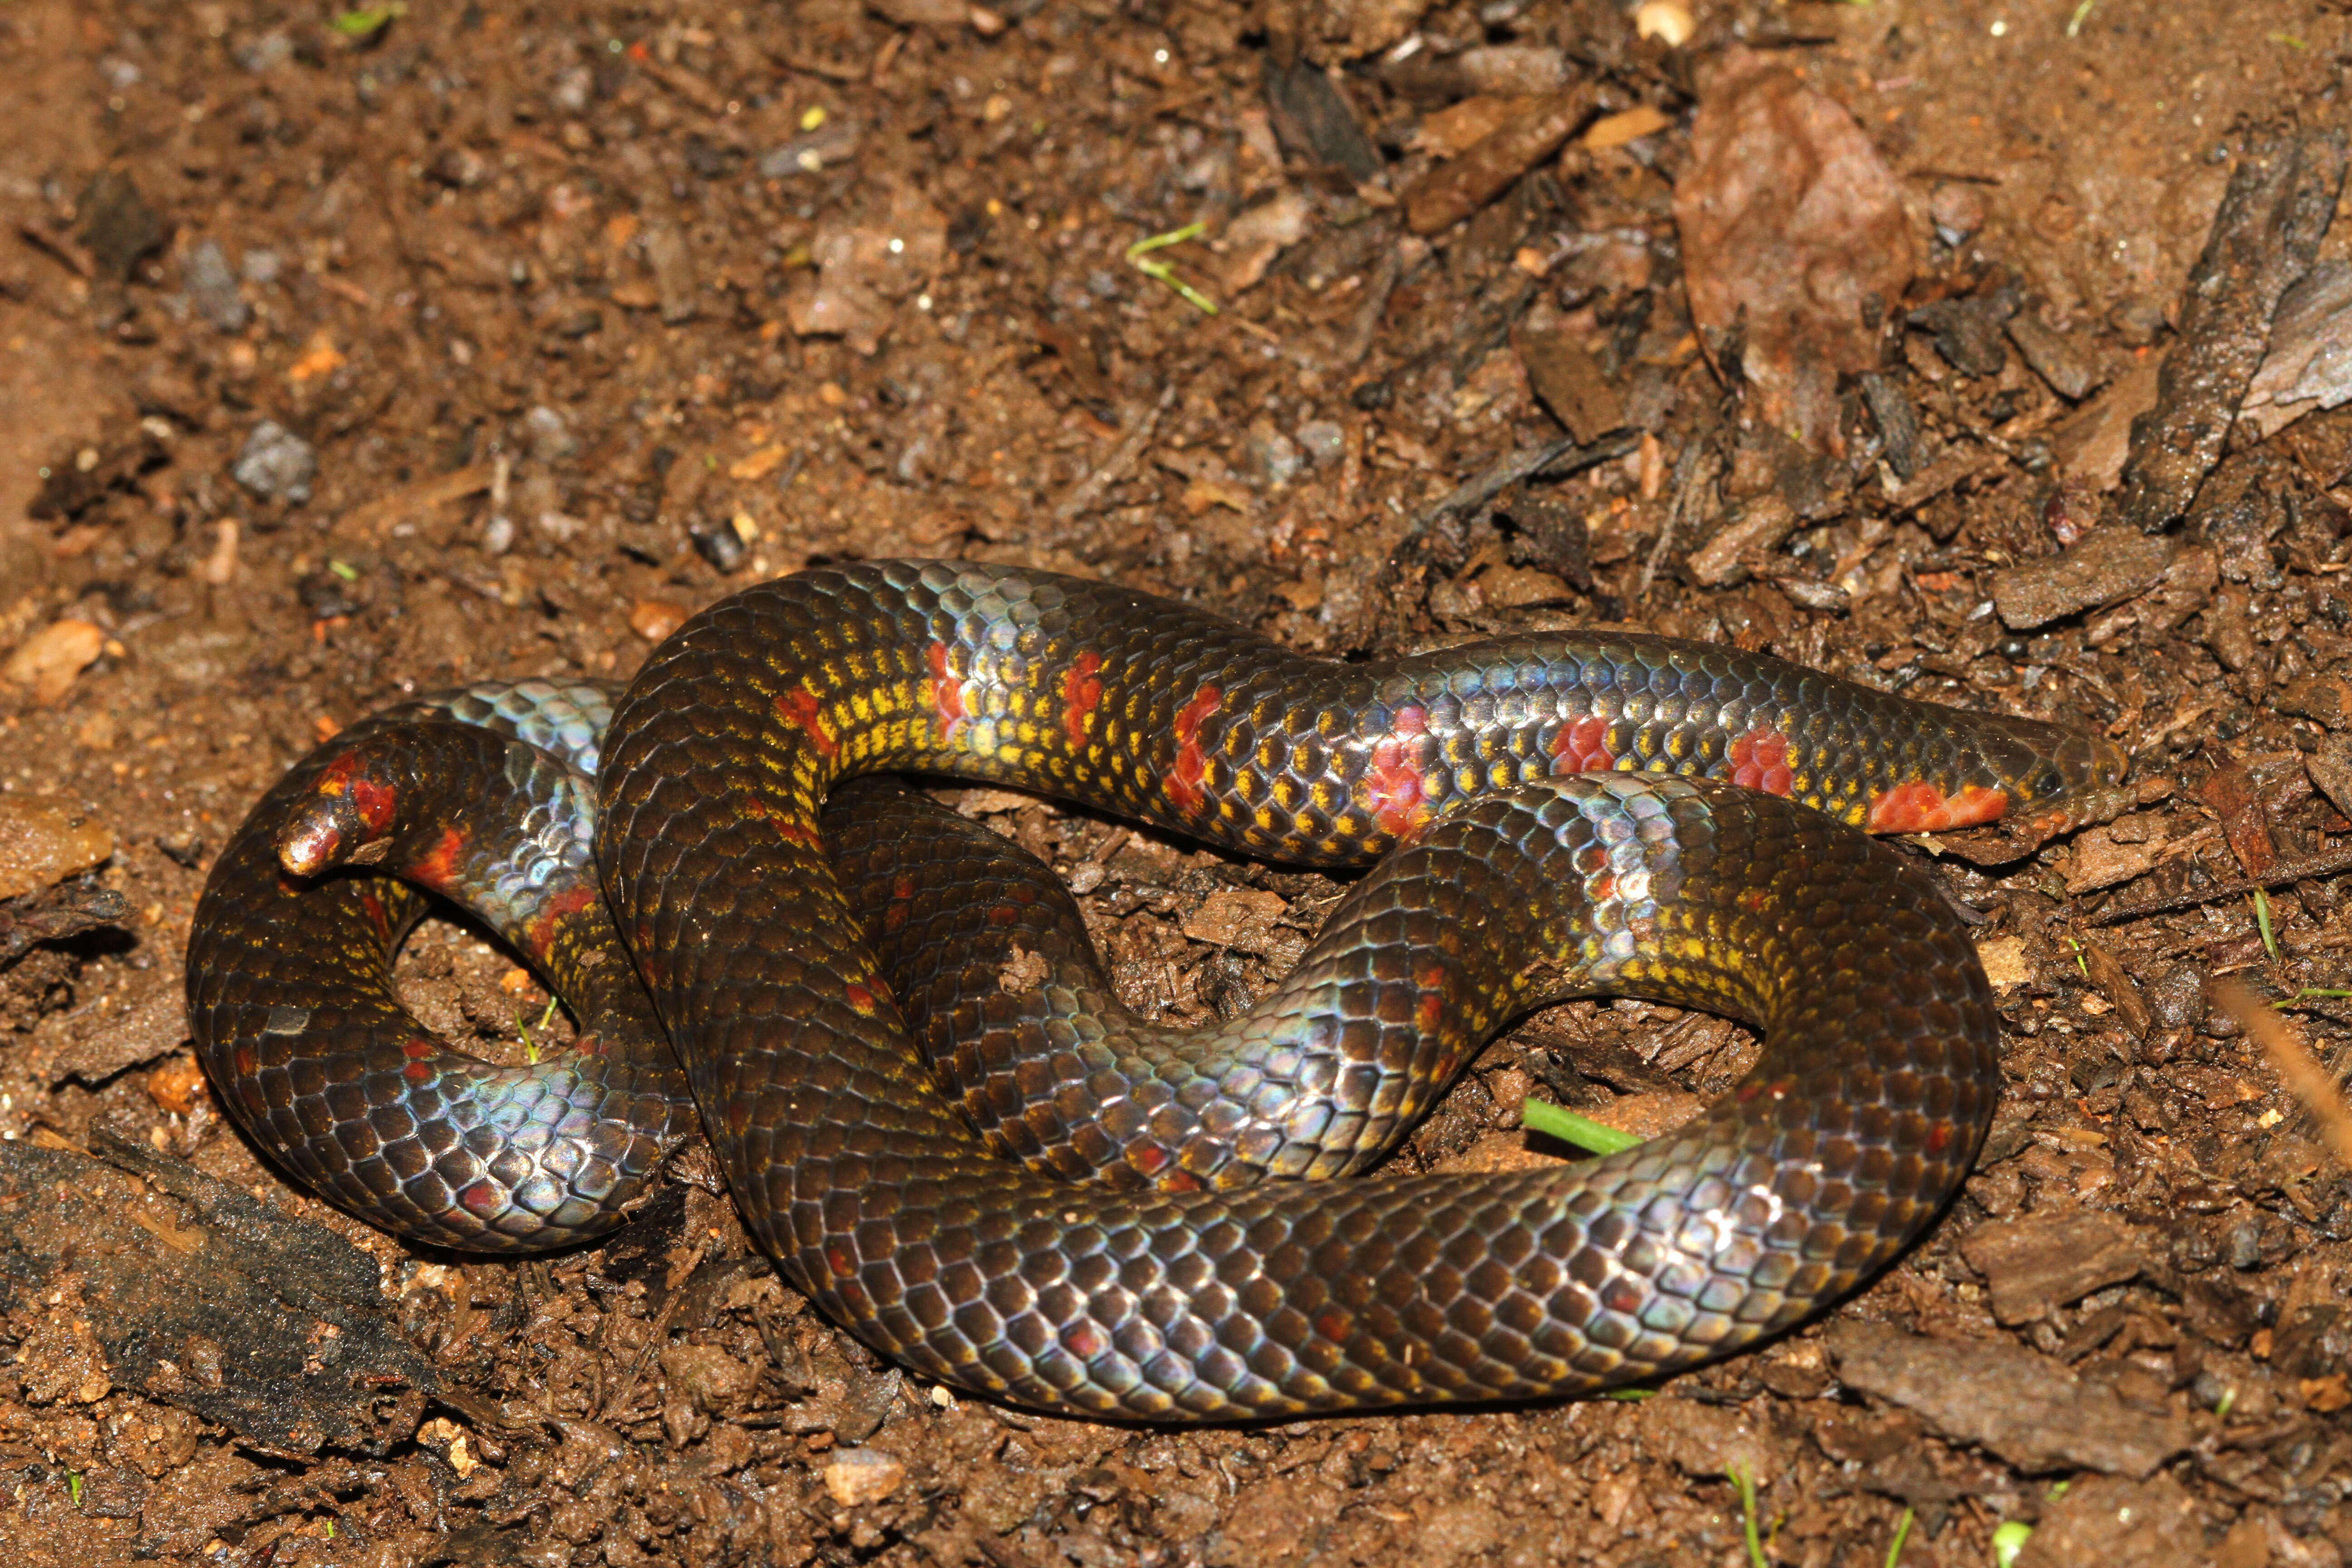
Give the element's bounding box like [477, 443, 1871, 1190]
[1989, 527, 2176, 630]
[0, 1133, 439, 1456]
[1403, 86, 1592, 235]
[1515, 320, 1624, 443]
[2120, 130, 2349, 531]
[1828, 1322, 2191, 1477]
[2006, 309, 2103, 400]
[1959, 1211, 2148, 1323]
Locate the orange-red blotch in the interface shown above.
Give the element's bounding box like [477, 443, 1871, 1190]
[1365, 705, 1433, 836]
[1864, 782, 2007, 833]
[406, 824, 469, 892]
[844, 982, 879, 1015]
[1729, 728, 1795, 797]
[1166, 685, 1223, 814]
[1925, 1121, 1954, 1154]
[926, 642, 969, 743]
[774, 687, 840, 759]
[1551, 714, 1616, 774]
[459, 1181, 502, 1215]
[1061, 651, 1104, 746]
[740, 795, 821, 848]
[1414, 992, 1444, 1032]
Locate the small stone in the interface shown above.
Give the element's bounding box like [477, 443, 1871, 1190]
[1245, 423, 1304, 488]
[0, 792, 112, 897]
[630, 600, 690, 642]
[1295, 420, 1346, 466]
[147, 1055, 207, 1117]
[231, 420, 317, 504]
[524, 405, 578, 465]
[2006, 310, 2103, 401]
[2, 620, 107, 706]
[823, 1447, 906, 1506]
[182, 238, 251, 333]
[1929, 182, 1986, 245]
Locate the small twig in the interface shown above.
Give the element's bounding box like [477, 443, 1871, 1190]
[2211, 979, 2352, 1169]
[1638, 440, 1709, 600]
[1053, 383, 1178, 526]
[2089, 840, 2352, 925]
[1409, 431, 1641, 534]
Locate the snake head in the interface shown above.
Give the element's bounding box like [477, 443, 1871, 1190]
[1951, 716, 2134, 836]
[276, 751, 401, 877]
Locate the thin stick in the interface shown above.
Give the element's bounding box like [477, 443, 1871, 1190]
[2090, 841, 2352, 925]
[1054, 383, 1179, 525]
[1638, 441, 1708, 600]
[2211, 978, 2352, 1170]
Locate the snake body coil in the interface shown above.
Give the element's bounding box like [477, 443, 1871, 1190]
[191, 561, 2124, 1419]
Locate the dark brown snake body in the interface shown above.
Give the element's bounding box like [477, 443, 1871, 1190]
[188, 561, 2125, 1419]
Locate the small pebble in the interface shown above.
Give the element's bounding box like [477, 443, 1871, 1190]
[823, 1448, 906, 1506]
[630, 599, 691, 642]
[147, 1055, 207, 1117]
[183, 238, 251, 332]
[232, 420, 317, 504]
[1245, 424, 1304, 488]
[525, 405, 578, 464]
[2, 619, 106, 705]
[1295, 420, 1345, 466]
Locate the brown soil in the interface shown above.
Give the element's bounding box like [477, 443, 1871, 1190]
[0, 2, 2349, 1564]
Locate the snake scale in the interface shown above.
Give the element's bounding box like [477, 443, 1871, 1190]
[188, 560, 2126, 1419]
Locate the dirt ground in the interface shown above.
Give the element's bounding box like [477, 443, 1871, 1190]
[0, 0, 2349, 1563]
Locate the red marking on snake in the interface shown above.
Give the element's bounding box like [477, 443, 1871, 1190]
[234, 1046, 258, 1078]
[1166, 685, 1222, 815]
[927, 642, 968, 743]
[1365, 705, 1432, 836]
[1316, 1310, 1353, 1343]
[1061, 651, 1104, 745]
[405, 825, 468, 892]
[827, 1245, 858, 1279]
[1925, 1121, 1954, 1155]
[1415, 992, 1445, 1032]
[844, 983, 879, 1015]
[1064, 1323, 1107, 1359]
[1864, 782, 2007, 833]
[403, 1037, 435, 1061]
[774, 687, 838, 758]
[740, 796, 820, 848]
[523, 884, 600, 950]
[1729, 728, 1794, 797]
[458, 1180, 501, 1216]
[1550, 714, 1616, 774]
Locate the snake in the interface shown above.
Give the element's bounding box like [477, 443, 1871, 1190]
[188, 560, 2127, 1420]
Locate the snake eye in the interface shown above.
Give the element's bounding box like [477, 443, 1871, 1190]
[2033, 767, 2065, 798]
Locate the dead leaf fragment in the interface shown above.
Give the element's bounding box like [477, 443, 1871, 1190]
[0, 793, 113, 899]
[1675, 51, 1915, 454]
